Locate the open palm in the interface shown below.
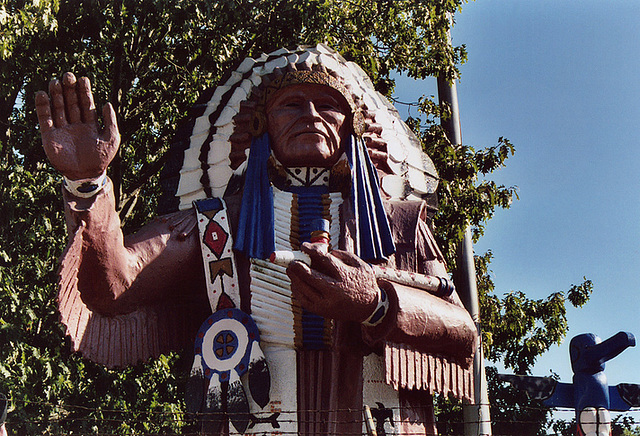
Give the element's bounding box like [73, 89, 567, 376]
[36, 72, 120, 181]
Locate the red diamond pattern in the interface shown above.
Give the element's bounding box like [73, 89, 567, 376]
[204, 220, 228, 258]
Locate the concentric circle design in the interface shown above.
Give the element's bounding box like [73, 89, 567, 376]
[194, 308, 261, 379]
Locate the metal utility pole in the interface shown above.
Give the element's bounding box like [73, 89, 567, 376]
[437, 69, 492, 436]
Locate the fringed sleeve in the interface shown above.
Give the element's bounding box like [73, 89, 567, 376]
[369, 200, 477, 403]
[57, 202, 210, 368]
[384, 343, 475, 403]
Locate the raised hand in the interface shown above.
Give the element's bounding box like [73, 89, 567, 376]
[35, 72, 120, 180]
[287, 242, 379, 322]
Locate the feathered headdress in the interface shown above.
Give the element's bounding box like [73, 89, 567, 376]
[160, 44, 439, 213]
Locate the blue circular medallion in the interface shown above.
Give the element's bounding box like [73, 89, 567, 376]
[213, 330, 239, 360]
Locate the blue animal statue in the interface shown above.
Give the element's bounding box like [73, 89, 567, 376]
[500, 332, 639, 436]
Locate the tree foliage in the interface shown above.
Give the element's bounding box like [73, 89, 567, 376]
[0, 0, 595, 434]
[472, 249, 590, 371]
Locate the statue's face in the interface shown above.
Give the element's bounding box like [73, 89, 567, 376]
[266, 84, 351, 168]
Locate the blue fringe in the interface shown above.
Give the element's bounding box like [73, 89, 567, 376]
[346, 136, 395, 261]
[234, 133, 275, 259]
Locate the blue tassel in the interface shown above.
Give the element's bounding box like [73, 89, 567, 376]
[346, 136, 395, 261]
[235, 133, 275, 259]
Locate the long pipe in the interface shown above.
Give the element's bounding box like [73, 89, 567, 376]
[437, 57, 492, 436]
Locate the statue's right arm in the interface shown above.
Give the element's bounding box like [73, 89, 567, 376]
[61, 178, 203, 316]
[37, 73, 204, 317]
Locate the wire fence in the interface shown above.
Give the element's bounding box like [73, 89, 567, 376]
[2, 397, 639, 435]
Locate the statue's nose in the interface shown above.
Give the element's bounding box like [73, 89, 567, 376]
[300, 101, 322, 119]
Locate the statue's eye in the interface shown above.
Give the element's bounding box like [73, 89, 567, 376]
[281, 99, 303, 108]
[318, 103, 337, 111]
[316, 97, 343, 112]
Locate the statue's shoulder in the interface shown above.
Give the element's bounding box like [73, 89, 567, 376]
[383, 199, 428, 238]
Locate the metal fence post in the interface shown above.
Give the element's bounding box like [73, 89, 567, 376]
[437, 66, 492, 436]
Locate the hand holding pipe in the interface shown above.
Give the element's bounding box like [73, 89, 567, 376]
[270, 250, 455, 298]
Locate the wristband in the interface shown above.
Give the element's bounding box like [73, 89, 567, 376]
[362, 286, 390, 327]
[63, 171, 108, 198]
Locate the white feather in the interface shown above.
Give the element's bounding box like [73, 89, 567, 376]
[405, 166, 429, 194]
[190, 114, 214, 144]
[296, 50, 311, 65]
[315, 43, 334, 55]
[213, 105, 238, 127]
[215, 123, 235, 138]
[207, 164, 233, 189]
[178, 189, 206, 210]
[181, 143, 204, 172]
[190, 353, 204, 376]
[248, 339, 266, 364]
[269, 47, 291, 57]
[236, 57, 256, 74]
[206, 138, 231, 167]
[232, 159, 247, 177]
[206, 85, 232, 108]
[286, 52, 300, 65]
[387, 137, 409, 164]
[381, 175, 406, 199]
[259, 56, 289, 75]
[248, 72, 262, 87]
[227, 86, 248, 107]
[223, 71, 243, 87]
[176, 169, 203, 196]
[318, 53, 344, 77]
[239, 78, 255, 95]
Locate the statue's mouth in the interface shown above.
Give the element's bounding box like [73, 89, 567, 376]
[294, 128, 326, 139]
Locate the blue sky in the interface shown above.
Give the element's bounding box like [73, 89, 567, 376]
[395, 0, 640, 422]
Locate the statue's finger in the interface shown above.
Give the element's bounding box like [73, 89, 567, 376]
[49, 78, 67, 128]
[330, 249, 371, 269]
[35, 91, 54, 133]
[62, 72, 81, 124]
[291, 284, 315, 308]
[293, 291, 323, 316]
[77, 76, 97, 124]
[299, 242, 341, 278]
[287, 261, 337, 298]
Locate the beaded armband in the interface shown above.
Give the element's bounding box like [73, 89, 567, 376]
[362, 286, 390, 327]
[63, 172, 108, 198]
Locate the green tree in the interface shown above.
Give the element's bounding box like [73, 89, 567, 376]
[0, 0, 58, 162]
[0, 0, 594, 434]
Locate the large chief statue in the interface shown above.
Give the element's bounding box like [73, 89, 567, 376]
[36, 45, 477, 435]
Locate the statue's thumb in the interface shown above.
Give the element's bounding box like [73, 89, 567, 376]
[101, 103, 120, 146]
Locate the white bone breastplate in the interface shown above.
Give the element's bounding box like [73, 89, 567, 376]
[247, 168, 344, 435]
